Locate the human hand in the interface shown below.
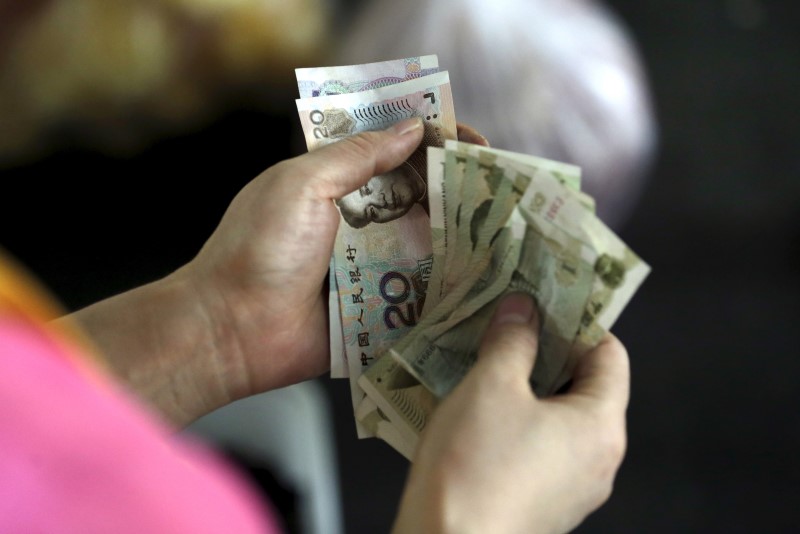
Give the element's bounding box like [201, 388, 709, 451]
[393, 293, 630, 534]
[65, 119, 489, 425]
[181, 117, 429, 400]
[187, 119, 491, 399]
[456, 122, 490, 147]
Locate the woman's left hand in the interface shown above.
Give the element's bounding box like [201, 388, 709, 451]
[67, 119, 487, 425]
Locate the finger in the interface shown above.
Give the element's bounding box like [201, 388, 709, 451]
[474, 292, 540, 384]
[293, 117, 424, 200]
[456, 122, 490, 147]
[567, 333, 630, 411]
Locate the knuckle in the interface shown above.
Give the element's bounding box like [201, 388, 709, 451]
[576, 414, 627, 510]
[340, 132, 379, 163]
[590, 478, 615, 511]
[590, 423, 627, 490]
[599, 423, 627, 471]
[486, 323, 538, 354]
[583, 429, 625, 512]
[610, 426, 628, 463]
[478, 324, 539, 380]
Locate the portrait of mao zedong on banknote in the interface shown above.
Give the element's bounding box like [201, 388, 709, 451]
[336, 160, 428, 228]
[333, 113, 442, 229]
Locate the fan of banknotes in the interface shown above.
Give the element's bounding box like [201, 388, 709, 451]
[295, 55, 650, 460]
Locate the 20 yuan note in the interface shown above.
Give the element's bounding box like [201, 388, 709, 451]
[296, 71, 458, 436]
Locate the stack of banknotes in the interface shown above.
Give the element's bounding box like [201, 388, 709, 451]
[295, 55, 650, 460]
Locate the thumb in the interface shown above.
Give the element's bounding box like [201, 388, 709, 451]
[296, 117, 425, 200]
[475, 292, 540, 385]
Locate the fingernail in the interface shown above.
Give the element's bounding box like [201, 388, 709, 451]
[391, 117, 423, 136]
[492, 292, 536, 325]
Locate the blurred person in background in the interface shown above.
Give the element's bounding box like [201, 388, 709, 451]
[0, 0, 337, 162]
[0, 0, 657, 232]
[334, 0, 659, 230]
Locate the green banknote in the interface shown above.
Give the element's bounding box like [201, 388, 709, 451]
[358, 143, 650, 458]
[423, 147, 448, 313]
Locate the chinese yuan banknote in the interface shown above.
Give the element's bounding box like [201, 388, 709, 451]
[358, 141, 650, 455]
[295, 69, 457, 437]
[295, 55, 442, 381]
[296, 55, 440, 98]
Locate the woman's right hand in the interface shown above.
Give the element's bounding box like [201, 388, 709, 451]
[393, 292, 630, 534]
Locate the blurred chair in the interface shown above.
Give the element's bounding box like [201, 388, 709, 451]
[186, 380, 344, 534]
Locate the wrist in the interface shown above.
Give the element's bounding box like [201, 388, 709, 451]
[64, 266, 238, 426]
[161, 262, 250, 422]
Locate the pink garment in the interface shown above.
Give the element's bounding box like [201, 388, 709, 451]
[0, 312, 283, 533]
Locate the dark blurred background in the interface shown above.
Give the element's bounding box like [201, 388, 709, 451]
[2, 0, 799, 532]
